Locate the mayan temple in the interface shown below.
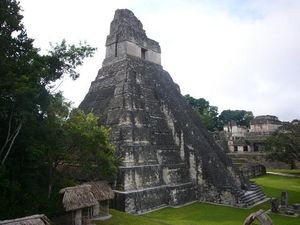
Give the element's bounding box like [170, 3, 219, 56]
[79, 9, 265, 213]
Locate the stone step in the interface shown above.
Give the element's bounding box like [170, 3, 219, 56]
[164, 163, 188, 168]
[243, 195, 266, 206]
[231, 158, 249, 163]
[119, 164, 160, 169]
[239, 182, 267, 207]
[249, 184, 260, 188]
[240, 187, 264, 197]
[114, 184, 168, 194]
[249, 186, 261, 192]
[241, 191, 265, 202]
[168, 181, 195, 189]
[241, 192, 265, 201]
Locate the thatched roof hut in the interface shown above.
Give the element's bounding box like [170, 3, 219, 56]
[86, 181, 114, 201]
[59, 184, 98, 211]
[0, 214, 51, 225]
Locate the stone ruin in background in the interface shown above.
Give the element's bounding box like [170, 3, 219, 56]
[79, 9, 265, 213]
[223, 115, 282, 153]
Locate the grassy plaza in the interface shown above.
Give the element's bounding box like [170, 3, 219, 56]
[98, 173, 300, 225]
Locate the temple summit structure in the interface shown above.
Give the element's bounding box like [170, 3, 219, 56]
[79, 9, 265, 213]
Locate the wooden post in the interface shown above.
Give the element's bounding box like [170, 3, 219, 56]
[107, 200, 109, 214]
[74, 209, 82, 225]
[93, 202, 100, 217]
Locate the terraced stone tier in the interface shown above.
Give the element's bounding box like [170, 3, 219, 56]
[80, 9, 247, 213]
[113, 185, 168, 213]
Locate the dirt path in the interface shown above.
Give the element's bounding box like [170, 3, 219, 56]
[267, 172, 300, 178]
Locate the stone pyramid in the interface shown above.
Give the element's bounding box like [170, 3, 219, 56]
[79, 9, 245, 213]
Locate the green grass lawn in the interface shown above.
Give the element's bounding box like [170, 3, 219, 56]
[253, 174, 300, 204]
[97, 174, 300, 225]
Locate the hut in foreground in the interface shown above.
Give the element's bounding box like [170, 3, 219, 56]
[86, 181, 115, 220]
[60, 181, 114, 225]
[60, 184, 97, 225]
[0, 214, 51, 225]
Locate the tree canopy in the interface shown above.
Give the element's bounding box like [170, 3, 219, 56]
[218, 109, 254, 128]
[0, 0, 117, 218]
[63, 109, 118, 180]
[184, 95, 254, 131]
[265, 122, 300, 169]
[184, 94, 219, 131]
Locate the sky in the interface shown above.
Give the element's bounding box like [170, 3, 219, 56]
[19, 0, 300, 121]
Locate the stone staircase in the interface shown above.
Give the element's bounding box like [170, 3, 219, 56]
[239, 181, 267, 207]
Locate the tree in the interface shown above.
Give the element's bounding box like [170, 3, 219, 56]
[218, 109, 254, 128]
[0, 0, 120, 218]
[0, 0, 96, 165]
[184, 94, 219, 131]
[64, 109, 118, 180]
[199, 105, 219, 131]
[265, 122, 300, 169]
[29, 93, 71, 200]
[29, 95, 118, 199]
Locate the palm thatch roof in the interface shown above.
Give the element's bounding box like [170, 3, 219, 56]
[86, 181, 115, 201]
[59, 184, 98, 211]
[0, 214, 51, 225]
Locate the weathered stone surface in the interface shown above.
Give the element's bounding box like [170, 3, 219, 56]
[239, 163, 266, 178]
[281, 191, 288, 207]
[271, 198, 279, 212]
[105, 9, 160, 52]
[80, 9, 246, 213]
[103, 9, 161, 66]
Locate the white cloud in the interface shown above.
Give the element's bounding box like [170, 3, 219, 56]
[19, 0, 300, 121]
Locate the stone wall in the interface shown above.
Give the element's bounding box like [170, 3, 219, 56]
[103, 9, 161, 67]
[222, 115, 283, 154]
[250, 123, 282, 133]
[227, 152, 299, 169]
[104, 41, 161, 66]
